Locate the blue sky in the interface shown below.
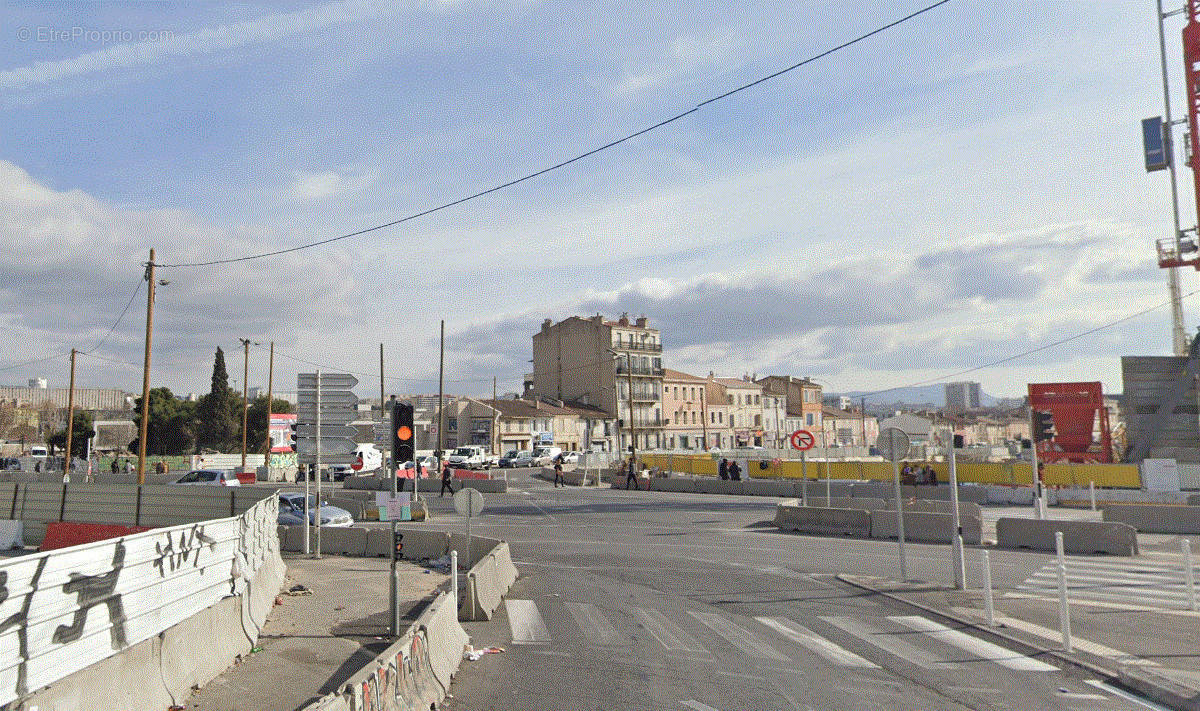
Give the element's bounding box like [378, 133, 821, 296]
[0, 0, 1190, 401]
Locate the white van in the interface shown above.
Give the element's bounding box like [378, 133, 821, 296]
[28, 445, 48, 458]
[352, 444, 382, 472]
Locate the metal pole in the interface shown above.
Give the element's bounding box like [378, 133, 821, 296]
[801, 451, 808, 503]
[1185, 539, 1197, 611]
[136, 248, 156, 485]
[265, 342, 274, 479]
[65, 348, 76, 474]
[894, 459, 907, 581]
[981, 549, 995, 627]
[1158, 0, 1189, 356]
[315, 370, 322, 559]
[451, 549, 459, 609]
[1056, 531, 1072, 652]
[434, 320, 446, 506]
[303, 463, 310, 555]
[949, 427, 964, 589]
[1089, 480, 1096, 512]
[822, 427, 831, 502]
[383, 344, 395, 497]
[1030, 413, 1043, 520]
[240, 338, 249, 473]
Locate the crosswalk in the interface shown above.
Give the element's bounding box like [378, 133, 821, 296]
[501, 598, 1061, 675]
[1015, 551, 1200, 611]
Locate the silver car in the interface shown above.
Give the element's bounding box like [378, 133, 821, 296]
[170, 469, 241, 486]
[277, 493, 354, 527]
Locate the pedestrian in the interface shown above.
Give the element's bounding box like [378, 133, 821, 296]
[440, 461, 455, 497]
[124, 459, 133, 474]
[718, 458, 729, 480]
[154, 460, 165, 475]
[728, 460, 742, 481]
[34, 460, 40, 473]
[110, 458, 119, 475]
[553, 454, 564, 488]
[928, 464, 938, 487]
[624, 455, 639, 490]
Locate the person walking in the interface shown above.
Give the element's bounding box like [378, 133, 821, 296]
[553, 454, 565, 488]
[927, 464, 938, 487]
[728, 460, 742, 481]
[110, 458, 119, 475]
[624, 455, 639, 490]
[718, 458, 729, 480]
[124, 459, 133, 474]
[440, 460, 455, 497]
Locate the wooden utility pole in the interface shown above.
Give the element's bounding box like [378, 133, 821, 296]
[65, 348, 77, 472]
[264, 341, 274, 462]
[137, 249, 156, 485]
[240, 338, 250, 472]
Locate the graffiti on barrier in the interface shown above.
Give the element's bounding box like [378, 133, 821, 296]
[153, 524, 217, 577]
[52, 540, 128, 650]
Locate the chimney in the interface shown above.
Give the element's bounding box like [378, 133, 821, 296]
[634, 315, 647, 328]
[618, 313, 630, 326]
[541, 318, 552, 333]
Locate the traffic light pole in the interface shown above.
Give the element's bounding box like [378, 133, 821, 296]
[1030, 409, 1044, 520]
[314, 370, 322, 559]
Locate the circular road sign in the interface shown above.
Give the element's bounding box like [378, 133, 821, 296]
[876, 427, 911, 462]
[351, 456, 364, 472]
[790, 429, 816, 451]
[453, 488, 485, 518]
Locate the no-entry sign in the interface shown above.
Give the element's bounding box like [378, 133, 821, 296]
[790, 429, 815, 451]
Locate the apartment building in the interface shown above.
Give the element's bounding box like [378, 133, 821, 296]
[756, 375, 823, 431]
[662, 369, 733, 450]
[820, 406, 879, 447]
[530, 314, 665, 451]
[945, 381, 982, 413]
[474, 398, 614, 453]
[713, 376, 766, 447]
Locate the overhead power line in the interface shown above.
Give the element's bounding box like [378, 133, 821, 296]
[155, 0, 954, 269]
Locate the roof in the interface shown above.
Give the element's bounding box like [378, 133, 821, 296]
[662, 368, 706, 383]
[479, 398, 608, 419]
[712, 377, 760, 390]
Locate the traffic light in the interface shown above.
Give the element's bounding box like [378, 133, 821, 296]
[393, 531, 404, 560]
[952, 434, 964, 449]
[1032, 410, 1056, 443]
[392, 403, 415, 465]
[288, 422, 298, 451]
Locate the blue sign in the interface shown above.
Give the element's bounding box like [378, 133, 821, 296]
[1143, 117, 1169, 172]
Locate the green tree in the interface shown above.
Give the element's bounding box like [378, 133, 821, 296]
[48, 410, 96, 459]
[196, 347, 240, 452]
[131, 387, 196, 455]
[246, 396, 295, 455]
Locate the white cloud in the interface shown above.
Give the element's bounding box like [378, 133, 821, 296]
[285, 168, 377, 202]
[612, 30, 740, 95]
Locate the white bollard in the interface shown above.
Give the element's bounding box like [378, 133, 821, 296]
[1089, 481, 1096, 512]
[1056, 532, 1073, 652]
[1185, 539, 1197, 612]
[954, 534, 966, 590]
[981, 549, 995, 627]
[451, 549, 459, 609]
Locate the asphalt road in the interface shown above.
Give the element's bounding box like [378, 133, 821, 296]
[403, 472, 1167, 711]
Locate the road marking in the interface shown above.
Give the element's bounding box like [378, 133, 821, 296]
[755, 616, 878, 668]
[1086, 680, 1178, 710]
[1002, 591, 1200, 617]
[564, 602, 623, 646]
[680, 701, 720, 711]
[950, 606, 1158, 667]
[820, 616, 962, 669]
[635, 608, 708, 655]
[888, 616, 1057, 672]
[505, 599, 551, 644]
[690, 611, 790, 662]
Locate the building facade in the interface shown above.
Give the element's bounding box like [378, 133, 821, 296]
[531, 314, 664, 451]
[756, 375, 823, 431]
[945, 381, 982, 413]
[713, 376, 766, 447]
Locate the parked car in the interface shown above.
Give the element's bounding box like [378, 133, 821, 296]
[497, 450, 520, 468]
[277, 492, 354, 527]
[510, 450, 536, 468]
[447, 445, 493, 470]
[399, 460, 432, 478]
[170, 469, 241, 486]
[561, 451, 579, 465]
[531, 446, 563, 466]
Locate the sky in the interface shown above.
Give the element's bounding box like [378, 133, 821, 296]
[0, 0, 1191, 402]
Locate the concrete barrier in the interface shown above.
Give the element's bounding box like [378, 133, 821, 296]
[1102, 504, 1200, 533]
[773, 504, 872, 538]
[995, 518, 1138, 555]
[324, 496, 367, 519]
[643, 478, 698, 494]
[804, 497, 888, 511]
[869, 510, 982, 544]
[459, 541, 519, 621]
[694, 480, 746, 495]
[0, 520, 22, 549]
[418, 588, 470, 693]
[743, 479, 795, 497]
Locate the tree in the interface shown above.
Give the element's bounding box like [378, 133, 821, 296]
[131, 387, 196, 456]
[196, 348, 240, 452]
[246, 396, 295, 455]
[48, 410, 96, 459]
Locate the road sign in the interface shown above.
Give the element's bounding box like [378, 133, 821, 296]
[453, 488, 485, 517]
[876, 427, 911, 462]
[297, 391, 359, 406]
[351, 456, 364, 472]
[296, 423, 357, 438]
[295, 438, 356, 455]
[790, 429, 815, 451]
[297, 373, 359, 389]
[292, 408, 358, 424]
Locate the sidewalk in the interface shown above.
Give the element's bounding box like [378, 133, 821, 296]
[840, 573, 1200, 710]
[185, 553, 449, 711]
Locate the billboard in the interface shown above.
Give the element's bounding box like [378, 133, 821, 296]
[1027, 382, 1112, 463]
[1143, 117, 1169, 172]
[269, 413, 297, 452]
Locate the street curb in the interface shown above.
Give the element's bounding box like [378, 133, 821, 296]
[835, 574, 1199, 711]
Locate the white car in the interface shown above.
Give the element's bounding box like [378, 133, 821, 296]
[170, 469, 241, 486]
[560, 451, 580, 464]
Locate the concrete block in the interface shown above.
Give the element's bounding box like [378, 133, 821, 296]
[804, 496, 887, 511]
[995, 518, 1139, 556]
[416, 590, 469, 693]
[647, 478, 698, 494]
[315, 526, 368, 555]
[0, 519, 23, 549]
[773, 504, 872, 538]
[396, 528, 451, 561]
[1102, 504, 1200, 533]
[160, 595, 253, 698]
[743, 480, 795, 497]
[695, 480, 745, 495]
[324, 496, 366, 519]
[869, 510, 982, 544]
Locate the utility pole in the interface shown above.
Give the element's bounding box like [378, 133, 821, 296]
[264, 342, 274, 476]
[434, 319, 445, 505]
[492, 376, 498, 455]
[239, 338, 251, 472]
[65, 348, 76, 473]
[137, 249, 156, 485]
[1158, 0, 1190, 355]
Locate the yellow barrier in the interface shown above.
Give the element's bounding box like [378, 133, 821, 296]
[640, 453, 1142, 489]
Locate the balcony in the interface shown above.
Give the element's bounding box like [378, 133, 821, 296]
[614, 364, 665, 377]
[612, 341, 663, 353]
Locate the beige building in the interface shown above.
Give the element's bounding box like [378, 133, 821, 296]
[712, 376, 766, 447]
[756, 375, 823, 431]
[662, 369, 732, 450]
[820, 406, 879, 447]
[531, 314, 664, 451]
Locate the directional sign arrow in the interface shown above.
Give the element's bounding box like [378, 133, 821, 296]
[294, 405, 358, 420]
[296, 424, 358, 438]
[297, 373, 359, 389]
[295, 438, 356, 455]
[297, 391, 358, 407]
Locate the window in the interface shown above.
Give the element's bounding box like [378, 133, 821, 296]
[692, 411, 697, 424]
[806, 413, 814, 426]
[755, 395, 761, 405]
[719, 412, 724, 423]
